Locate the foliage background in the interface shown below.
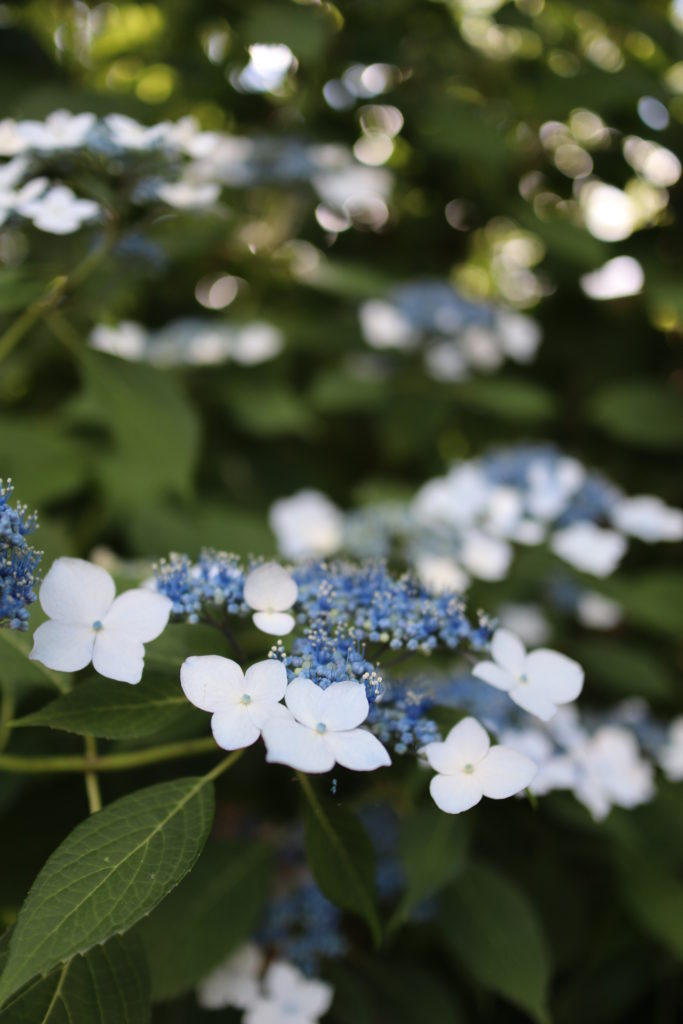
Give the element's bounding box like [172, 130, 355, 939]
[0, 1, 681, 1022]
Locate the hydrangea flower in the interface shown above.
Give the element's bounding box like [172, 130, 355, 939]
[422, 717, 537, 814]
[244, 562, 298, 635]
[180, 656, 290, 749]
[472, 628, 584, 721]
[269, 490, 344, 561]
[197, 944, 264, 1011]
[30, 557, 171, 683]
[569, 726, 655, 821]
[550, 521, 627, 577]
[18, 184, 100, 234]
[659, 717, 683, 782]
[610, 494, 683, 542]
[262, 678, 391, 773]
[244, 961, 333, 1024]
[18, 109, 95, 151]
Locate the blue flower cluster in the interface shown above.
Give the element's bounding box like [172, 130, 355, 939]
[154, 554, 489, 670]
[258, 877, 348, 975]
[270, 625, 384, 702]
[292, 561, 488, 653]
[0, 480, 41, 631]
[367, 683, 442, 754]
[154, 550, 247, 623]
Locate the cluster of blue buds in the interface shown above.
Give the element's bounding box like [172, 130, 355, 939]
[154, 549, 247, 623]
[258, 877, 348, 975]
[292, 560, 487, 653]
[367, 683, 442, 754]
[0, 480, 41, 631]
[270, 625, 384, 703]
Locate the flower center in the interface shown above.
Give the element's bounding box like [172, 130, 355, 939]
[316, 722, 327, 734]
[240, 693, 252, 705]
[463, 763, 475, 774]
[92, 620, 103, 632]
[518, 672, 528, 684]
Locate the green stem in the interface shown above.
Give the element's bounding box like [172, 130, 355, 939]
[0, 736, 219, 775]
[203, 748, 244, 783]
[83, 735, 102, 813]
[0, 225, 116, 364]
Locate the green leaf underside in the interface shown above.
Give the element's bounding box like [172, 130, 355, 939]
[12, 675, 193, 740]
[137, 841, 271, 1001]
[301, 781, 381, 945]
[0, 778, 214, 1006]
[0, 933, 149, 1024]
[440, 864, 551, 1024]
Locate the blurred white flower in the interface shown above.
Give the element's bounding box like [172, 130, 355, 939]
[359, 299, 418, 350]
[156, 178, 221, 209]
[231, 323, 283, 365]
[181, 656, 290, 750]
[659, 717, 683, 782]
[459, 528, 512, 581]
[262, 678, 390, 773]
[550, 521, 627, 577]
[104, 113, 168, 150]
[270, 490, 344, 561]
[610, 495, 683, 543]
[244, 563, 298, 636]
[500, 728, 577, 796]
[18, 184, 99, 234]
[473, 628, 584, 721]
[495, 310, 542, 363]
[90, 321, 148, 361]
[244, 961, 333, 1024]
[526, 456, 585, 521]
[30, 557, 171, 683]
[422, 717, 537, 814]
[0, 119, 27, 156]
[414, 554, 470, 594]
[580, 181, 640, 242]
[239, 44, 297, 93]
[197, 944, 264, 1010]
[576, 591, 623, 630]
[580, 256, 644, 300]
[18, 109, 95, 151]
[569, 726, 655, 820]
[497, 603, 550, 647]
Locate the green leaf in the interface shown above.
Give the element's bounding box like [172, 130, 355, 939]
[0, 632, 69, 698]
[590, 380, 683, 449]
[0, 418, 88, 507]
[137, 840, 271, 1001]
[605, 571, 683, 637]
[68, 351, 200, 511]
[571, 638, 675, 701]
[391, 805, 469, 928]
[0, 933, 150, 1024]
[300, 777, 381, 945]
[0, 777, 214, 1006]
[440, 864, 552, 1024]
[455, 378, 556, 421]
[11, 673, 198, 740]
[618, 854, 683, 960]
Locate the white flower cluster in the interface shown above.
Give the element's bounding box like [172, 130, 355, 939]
[0, 109, 394, 235]
[268, 453, 683, 607]
[198, 947, 333, 1024]
[90, 318, 283, 368]
[500, 706, 657, 821]
[359, 282, 542, 379]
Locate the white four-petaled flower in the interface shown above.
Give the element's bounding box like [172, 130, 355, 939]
[243, 562, 298, 636]
[422, 717, 537, 814]
[30, 557, 171, 683]
[244, 960, 333, 1024]
[197, 943, 264, 1011]
[18, 184, 100, 234]
[472, 628, 584, 722]
[262, 677, 391, 774]
[180, 655, 290, 750]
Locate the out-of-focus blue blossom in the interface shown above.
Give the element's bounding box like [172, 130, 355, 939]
[154, 550, 247, 623]
[272, 624, 384, 702]
[258, 877, 347, 975]
[0, 480, 41, 630]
